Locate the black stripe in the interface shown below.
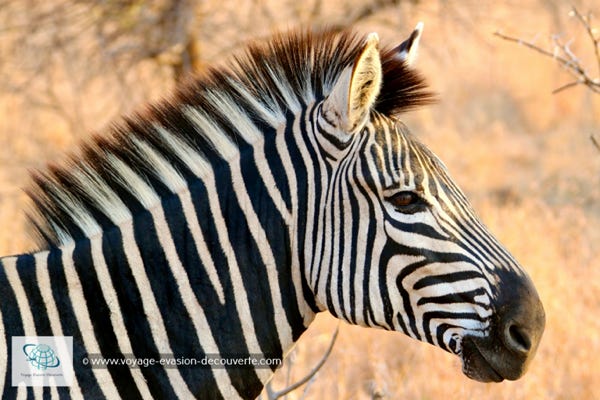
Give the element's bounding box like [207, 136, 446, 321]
[422, 311, 485, 345]
[0, 261, 23, 400]
[335, 159, 353, 323]
[262, 121, 292, 212]
[133, 206, 201, 398]
[46, 249, 104, 399]
[417, 288, 489, 307]
[290, 107, 319, 313]
[16, 254, 52, 336]
[102, 227, 175, 398]
[308, 104, 334, 294]
[15, 256, 70, 400]
[323, 169, 338, 317]
[187, 175, 255, 399]
[347, 163, 361, 325]
[435, 323, 462, 354]
[246, 121, 307, 341]
[240, 140, 299, 354]
[354, 153, 386, 329]
[71, 239, 143, 400]
[394, 252, 430, 339]
[215, 161, 279, 350]
[413, 270, 485, 290]
[384, 219, 448, 241]
[161, 181, 225, 399]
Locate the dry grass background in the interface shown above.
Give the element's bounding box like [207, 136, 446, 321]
[1, 0, 599, 399]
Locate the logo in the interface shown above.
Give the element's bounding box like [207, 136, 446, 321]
[12, 336, 74, 387]
[23, 343, 61, 370]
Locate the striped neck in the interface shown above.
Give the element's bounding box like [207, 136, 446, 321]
[0, 150, 316, 399]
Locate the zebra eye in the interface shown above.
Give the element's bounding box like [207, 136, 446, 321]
[388, 191, 422, 212]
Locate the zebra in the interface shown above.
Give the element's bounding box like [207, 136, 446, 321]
[0, 23, 545, 399]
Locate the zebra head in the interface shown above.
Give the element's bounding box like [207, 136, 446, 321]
[308, 25, 545, 382]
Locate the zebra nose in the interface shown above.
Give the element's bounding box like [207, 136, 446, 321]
[504, 321, 532, 354]
[497, 273, 545, 359]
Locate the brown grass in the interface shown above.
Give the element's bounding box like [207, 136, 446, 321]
[1, 1, 599, 399]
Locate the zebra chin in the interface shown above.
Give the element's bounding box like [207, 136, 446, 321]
[460, 335, 520, 382]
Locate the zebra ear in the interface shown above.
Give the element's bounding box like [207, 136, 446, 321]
[393, 22, 424, 66]
[322, 32, 382, 137]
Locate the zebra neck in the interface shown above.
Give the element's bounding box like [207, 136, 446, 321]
[0, 173, 316, 398]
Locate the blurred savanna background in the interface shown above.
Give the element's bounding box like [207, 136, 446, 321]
[1, 0, 599, 398]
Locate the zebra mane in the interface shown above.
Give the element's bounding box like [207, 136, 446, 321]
[26, 28, 434, 248]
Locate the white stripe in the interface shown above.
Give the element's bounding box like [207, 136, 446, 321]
[183, 106, 238, 160]
[130, 138, 187, 193]
[334, 149, 357, 320]
[2, 258, 45, 400]
[71, 164, 133, 225]
[15, 385, 26, 400]
[130, 137, 226, 302]
[351, 175, 369, 324]
[201, 168, 273, 383]
[89, 234, 154, 399]
[150, 203, 243, 399]
[179, 191, 226, 303]
[301, 107, 328, 293]
[44, 184, 102, 244]
[153, 123, 211, 178]
[275, 124, 315, 326]
[119, 221, 196, 398]
[152, 123, 271, 381]
[227, 78, 284, 127]
[108, 156, 160, 208]
[315, 181, 334, 305]
[229, 154, 294, 357]
[203, 91, 292, 223]
[61, 243, 121, 398]
[34, 251, 85, 399]
[3, 257, 35, 336]
[189, 104, 296, 353]
[340, 140, 363, 322]
[265, 65, 302, 114]
[402, 137, 415, 187]
[358, 145, 391, 329]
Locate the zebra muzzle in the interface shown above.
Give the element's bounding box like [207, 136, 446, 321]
[460, 271, 545, 382]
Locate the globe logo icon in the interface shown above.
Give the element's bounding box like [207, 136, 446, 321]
[23, 344, 60, 370]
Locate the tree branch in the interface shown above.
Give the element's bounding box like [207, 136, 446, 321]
[570, 7, 600, 79]
[494, 6, 600, 95]
[591, 134, 600, 153]
[264, 324, 340, 400]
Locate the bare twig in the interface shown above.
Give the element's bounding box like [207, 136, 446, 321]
[552, 80, 580, 94]
[263, 325, 340, 400]
[494, 6, 600, 95]
[591, 134, 600, 153]
[570, 7, 600, 78]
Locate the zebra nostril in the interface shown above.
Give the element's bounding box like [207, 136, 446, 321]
[504, 323, 532, 354]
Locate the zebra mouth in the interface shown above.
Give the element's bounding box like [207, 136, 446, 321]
[460, 336, 504, 382]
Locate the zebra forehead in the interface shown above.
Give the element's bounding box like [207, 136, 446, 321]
[369, 123, 441, 172]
